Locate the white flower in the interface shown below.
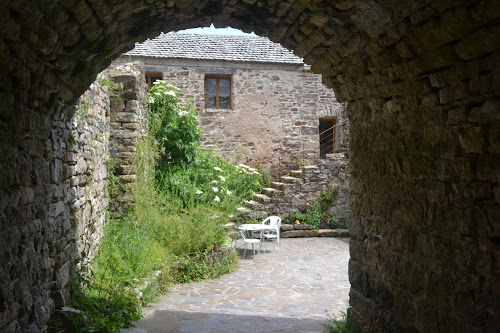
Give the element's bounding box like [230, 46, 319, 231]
[166, 84, 179, 90]
[248, 167, 257, 172]
[212, 180, 218, 184]
[214, 196, 220, 202]
[226, 190, 232, 195]
[218, 175, 226, 182]
[154, 92, 161, 96]
[252, 170, 260, 175]
[178, 110, 189, 117]
[238, 164, 250, 169]
[195, 190, 203, 194]
[153, 81, 162, 85]
[214, 166, 223, 171]
[165, 90, 176, 97]
[212, 187, 219, 192]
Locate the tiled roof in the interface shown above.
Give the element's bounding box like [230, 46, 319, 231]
[125, 32, 303, 64]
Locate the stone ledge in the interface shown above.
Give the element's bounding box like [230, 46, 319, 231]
[281, 228, 349, 238]
[318, 229, 350, 238]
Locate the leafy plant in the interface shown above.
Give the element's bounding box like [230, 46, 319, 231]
[341, 217, 349, 229]
[306, 202, 322, 230]
[296, 155, 302, 169]
[106, 156, 119, 199]
[148, 82, 202, 167]
[98, 76, 123, 101]
[324, 311, 356, 333]
[330, 215, 338, 229]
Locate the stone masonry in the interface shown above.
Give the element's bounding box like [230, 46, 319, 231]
[117, 59, 348, 174]
[102, 63, 149, 216]
[66, 81, 110, 265]
[0, 1, 498, 332]
[246, 152, 350, 227]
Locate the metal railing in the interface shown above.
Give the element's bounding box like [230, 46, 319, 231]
[319, 118, 349, 157]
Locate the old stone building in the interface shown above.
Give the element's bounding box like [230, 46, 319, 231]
[117, 33, 348, 172]
[0, 1, 499, 332]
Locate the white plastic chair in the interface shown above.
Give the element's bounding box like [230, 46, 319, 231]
[239, 228, 262, 258]
[261, 216, 281, 250]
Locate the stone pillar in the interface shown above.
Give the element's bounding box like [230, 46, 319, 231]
[103, 63, 149, 216]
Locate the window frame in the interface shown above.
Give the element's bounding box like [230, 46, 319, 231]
[145, 73, 163, 92]
[204, 75, 232, 110]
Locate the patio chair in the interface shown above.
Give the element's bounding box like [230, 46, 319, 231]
[261, 216, 281, 250]
[239, 228, 262, 258]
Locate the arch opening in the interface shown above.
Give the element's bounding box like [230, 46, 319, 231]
[0, 1, 498, 332]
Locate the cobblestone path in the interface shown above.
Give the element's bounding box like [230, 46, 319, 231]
[122, 237, 350, 333]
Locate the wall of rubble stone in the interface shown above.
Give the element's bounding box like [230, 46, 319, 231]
[66, 82, 110, 263]
[0, 81, 112, 332]
[102, 63, 149, 216]
[0, 0, 498, 332]
[129, 60, 348, 173]
[258, 153, 350, 225]
[0, 62, 148, 331]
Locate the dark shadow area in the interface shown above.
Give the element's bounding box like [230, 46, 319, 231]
[127, 309, 328, 333]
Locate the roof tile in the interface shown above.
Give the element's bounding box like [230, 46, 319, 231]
[125, 32, 303, 64]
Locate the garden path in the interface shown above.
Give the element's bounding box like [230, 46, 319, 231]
[121, 237, 350, 333]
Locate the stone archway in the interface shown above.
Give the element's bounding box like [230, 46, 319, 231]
[0, 1, 498, 331]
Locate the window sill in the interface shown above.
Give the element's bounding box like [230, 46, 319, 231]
[204, 108, 234, 113]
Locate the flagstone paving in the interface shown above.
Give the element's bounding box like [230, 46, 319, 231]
[121, 237, 350, 333]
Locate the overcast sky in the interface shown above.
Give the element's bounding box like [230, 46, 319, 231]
[177, 24, 256, 36]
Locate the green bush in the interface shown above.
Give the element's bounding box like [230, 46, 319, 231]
[290, 202, 322, 230]
[148, 81, 202, 167]
[306, 202, 322, 230]
[324, 311, 356, 333]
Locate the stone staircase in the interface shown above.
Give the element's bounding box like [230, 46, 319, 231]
[239, 171, 303, 220]
[234, 154, 351, 238]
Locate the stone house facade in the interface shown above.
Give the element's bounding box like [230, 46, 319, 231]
[117, 33, 348, 174]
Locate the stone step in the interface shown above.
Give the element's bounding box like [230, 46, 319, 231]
[262, 187, 283, 197]
[289, 170, 303, 178]
[249, 210, 269, 220]
[270, 181, 295, 191]
[303, 165, 319, 170]
[244, 200, 262, 209]
[224, 222, 237, 230]
[290, 170, 304, 178]
[270, 181, 285, 190]
[281, 175, 303, 185]
[253, 193, 271, 203]
[280, 228, 350, 238]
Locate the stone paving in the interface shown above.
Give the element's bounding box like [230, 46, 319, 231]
[121, 237, 350, 333]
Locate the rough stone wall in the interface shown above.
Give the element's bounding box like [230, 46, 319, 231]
[342, 4, 500, 332]
[0, 81, 111, 332]
[0, 62, 147, 331]
[260, 153, 350, 224]
[0, 1, 498, 332]
[66, 82, 110, 263]
[146, 62, 346, 173]
[102, 63, 149, 216]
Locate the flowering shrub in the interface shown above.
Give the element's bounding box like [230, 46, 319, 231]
[157, 150, 264, 210]
[148, 81, 202, 167]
